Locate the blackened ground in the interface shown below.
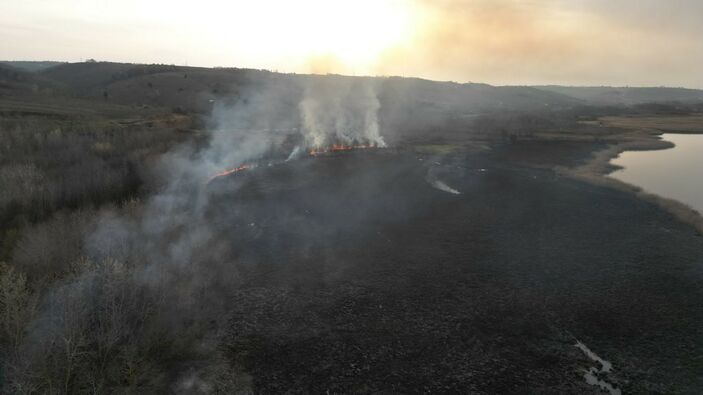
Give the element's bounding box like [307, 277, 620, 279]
[206, 146, 703, 394]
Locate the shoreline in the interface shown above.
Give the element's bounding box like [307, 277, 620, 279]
[557, 130, 703, 234]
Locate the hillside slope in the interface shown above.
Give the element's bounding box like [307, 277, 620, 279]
[0, 63, 68, 98]
[535, 85, 703, 105]
[37, 62, 581, 115]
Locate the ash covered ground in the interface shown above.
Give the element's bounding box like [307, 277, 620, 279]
[201, 147, 703, 393]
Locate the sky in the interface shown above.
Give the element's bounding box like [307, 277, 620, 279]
[1, 0, 702, 87]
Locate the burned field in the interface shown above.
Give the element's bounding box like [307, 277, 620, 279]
[200, 147, 703, 393]
[3, 62, 703, 393]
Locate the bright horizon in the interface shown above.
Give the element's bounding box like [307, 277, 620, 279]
[2, 0, 703, 88]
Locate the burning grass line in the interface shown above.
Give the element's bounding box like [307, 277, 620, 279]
[207, 164, 253, 184]
[207, 144, 385, 184]
[308, 143, 380, 156]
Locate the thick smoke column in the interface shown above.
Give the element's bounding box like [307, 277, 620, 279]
[299, 77, 386, 149]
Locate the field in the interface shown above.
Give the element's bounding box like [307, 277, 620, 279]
[208, 148, 703, 393]
[600, 114, 703, 133]
[1, 62, 703, 393]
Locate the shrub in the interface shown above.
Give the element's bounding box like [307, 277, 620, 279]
[3, 259, 175, 394]
[12, 210, 94, 284]
[0, 262, 39, 393]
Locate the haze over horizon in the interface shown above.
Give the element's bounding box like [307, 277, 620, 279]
[2, 0, 703, 88]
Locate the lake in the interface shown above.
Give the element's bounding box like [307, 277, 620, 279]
[610, 134, 703, 214]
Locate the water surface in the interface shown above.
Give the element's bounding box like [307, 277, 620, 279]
[611, 134, 703, 214]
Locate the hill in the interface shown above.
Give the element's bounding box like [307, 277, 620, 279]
[534, 85, 703, 105]
[4, 60, 703, 139]
[35, 62, 581, 114]
[0, 63, 68, 98]
[3, 61, 702, 113]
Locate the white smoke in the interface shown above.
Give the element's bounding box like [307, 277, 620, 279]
[15, 75, 395, 393]
[286, 145, 302, 161]
[299, 77, 386, 149]
[426, 169, 461, 195]
[84, 76, 392, 281]
[429, 179, 461, 195]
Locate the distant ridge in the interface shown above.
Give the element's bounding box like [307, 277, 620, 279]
[31, 61, 581, 114]
[3, 61, 703, 114]
[0, 60, 66, 72]
[534, 85, 703, 105]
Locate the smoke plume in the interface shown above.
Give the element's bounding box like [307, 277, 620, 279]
[9, 74, 396, 392]
[299, 77, 386, 149]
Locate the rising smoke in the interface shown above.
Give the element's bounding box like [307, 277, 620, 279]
[9, 75, 393, 391]
[299, 77, 386, 149]
[83, 76, 390, 283]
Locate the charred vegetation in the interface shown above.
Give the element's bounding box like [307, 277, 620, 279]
[1, 62, 703, 393]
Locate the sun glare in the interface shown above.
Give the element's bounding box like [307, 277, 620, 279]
[208, 0, 417, 74]
[296, 0, 415, 72]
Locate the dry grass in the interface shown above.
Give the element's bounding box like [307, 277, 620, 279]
[600, 114, 703, 133]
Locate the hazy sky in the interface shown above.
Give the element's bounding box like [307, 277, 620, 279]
[2, 0, 702, 87]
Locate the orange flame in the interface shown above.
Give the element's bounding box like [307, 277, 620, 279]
[208, 164, 251, 183]
[208, 143, 382, 184]
[308, 143, 377, 156]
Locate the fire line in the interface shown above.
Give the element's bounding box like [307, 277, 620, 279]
[308, 143, 378, 156]
[208, 143, 382, 183]
[207, 164, 251, 183]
